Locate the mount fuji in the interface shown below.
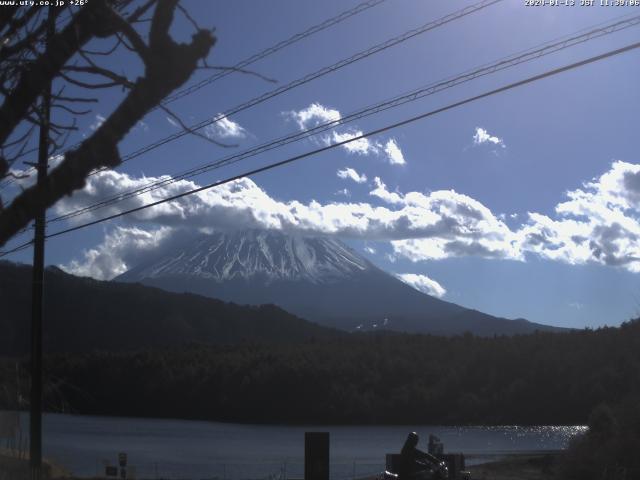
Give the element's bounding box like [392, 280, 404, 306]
[116, 229, 562, 336]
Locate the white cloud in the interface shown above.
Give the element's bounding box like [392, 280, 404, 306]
[330, 130, 379, 156]
[58, 160, 640, 279]
[384, 139, 406, 165]
[369, 177, 521, 261]
[288, 103, 341, 130]
[56, 168, 523, 278]
[516, 160, 640, 272]
[395, 273, 446, 298]
[89, 114, 106, 132]
[205, 114, 247, 139]
[5, 154, 63, 191]
[289, 103, 406, 165]
[337, 167, 367, 184]
[370, 177, 404, 205]
[60, 226, 173, 280]
[334, 188, 351, 197]
[473, 127, 505, 148]
[87, 113, 146, 135]
[364, 246, 376, 254]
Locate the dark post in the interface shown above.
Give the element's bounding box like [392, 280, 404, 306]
[305, 432, 329, 480]
[30, 6, 54, 480]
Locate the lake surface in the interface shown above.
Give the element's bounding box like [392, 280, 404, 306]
[15, 413, 586, 479]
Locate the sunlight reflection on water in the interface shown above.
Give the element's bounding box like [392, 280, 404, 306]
[28, 413, 587, 479]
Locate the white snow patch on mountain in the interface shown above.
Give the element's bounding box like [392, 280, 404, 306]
[120, 229, 372, 285]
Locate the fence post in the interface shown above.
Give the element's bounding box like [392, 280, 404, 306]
[305, 432, 329, 480]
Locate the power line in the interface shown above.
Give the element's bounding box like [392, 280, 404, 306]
[14, 0, 497, 197]
[4, 0, 501, 196]
[43, 0, 507, 223]
[0, 239, 33, 258]
[39, 40, 640, 242]
[0, 0, 388, 190]
[46, 12, 640, 225]
[114, 0, 502, 167]
[162, 0, 388, 105]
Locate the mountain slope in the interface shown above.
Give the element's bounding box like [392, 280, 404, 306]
[117, 229, 563, 336]
[0, 261, 339, 356]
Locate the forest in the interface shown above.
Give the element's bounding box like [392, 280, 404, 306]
[1, 319, 639, 426]
[0, 261, 338, 355]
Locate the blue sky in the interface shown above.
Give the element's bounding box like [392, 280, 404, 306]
[4, 0, 640, 329]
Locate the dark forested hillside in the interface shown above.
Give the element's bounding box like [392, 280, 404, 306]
[2, 320, 639, 425]
[0, 261, 339, 355]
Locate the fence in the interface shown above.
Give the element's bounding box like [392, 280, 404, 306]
[87, 460, 385, 480]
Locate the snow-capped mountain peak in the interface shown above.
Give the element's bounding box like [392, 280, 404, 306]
[120, 229, 372, 285]
[116, 228, 561, 336]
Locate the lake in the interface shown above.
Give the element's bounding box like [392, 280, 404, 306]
[15, 413, 586, 479]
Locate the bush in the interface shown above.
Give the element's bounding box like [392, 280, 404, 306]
[559, 396, 640, 480]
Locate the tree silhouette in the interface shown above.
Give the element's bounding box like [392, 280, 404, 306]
[0, 0, 216, 246]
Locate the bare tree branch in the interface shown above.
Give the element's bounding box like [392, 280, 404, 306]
[0, 0, 116, 147]
[80, 38, 122, 57]
[63, 65, 135, 89]
[0, 0, 216, 246]
[52, 95, 99, 104]
[51, 104, 92, 116]
[177, 3, 200, 31]
[127, 0, 158, 23]
[160, 104, 236, 149]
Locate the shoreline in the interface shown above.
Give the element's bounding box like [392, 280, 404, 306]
[468, 452, 561, 480]
[1, 412, 577, 479]
[2, 408, 589, 429]
[0, 450, 563, 480]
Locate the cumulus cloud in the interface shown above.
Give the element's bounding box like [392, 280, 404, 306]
[473, 127, 505, 148]
[56, 169, 514, 245]
[205, 114, 247, 139]
[289, 103, 407, 165]
[60, 226, 173, 280]
[329, 132, 407, 166]
[337, 167, 367, 184]
[56, 167, 523, 278]
[369, 177, 521, 261]
[384, 139, 406, 165]
[517, 160, 640, 272]
[395, 273, 446, 298]
[330, 130, 379, 156]
[288, 103, 341, 130]
[58, 160, 640, 279]
[370, 177, 404, 205]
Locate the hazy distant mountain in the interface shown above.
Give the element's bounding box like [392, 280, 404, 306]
[116, 229, 563, 336]
[0, 261, 338, 355]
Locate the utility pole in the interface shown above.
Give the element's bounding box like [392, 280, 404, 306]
[30, 6, 54, 480]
